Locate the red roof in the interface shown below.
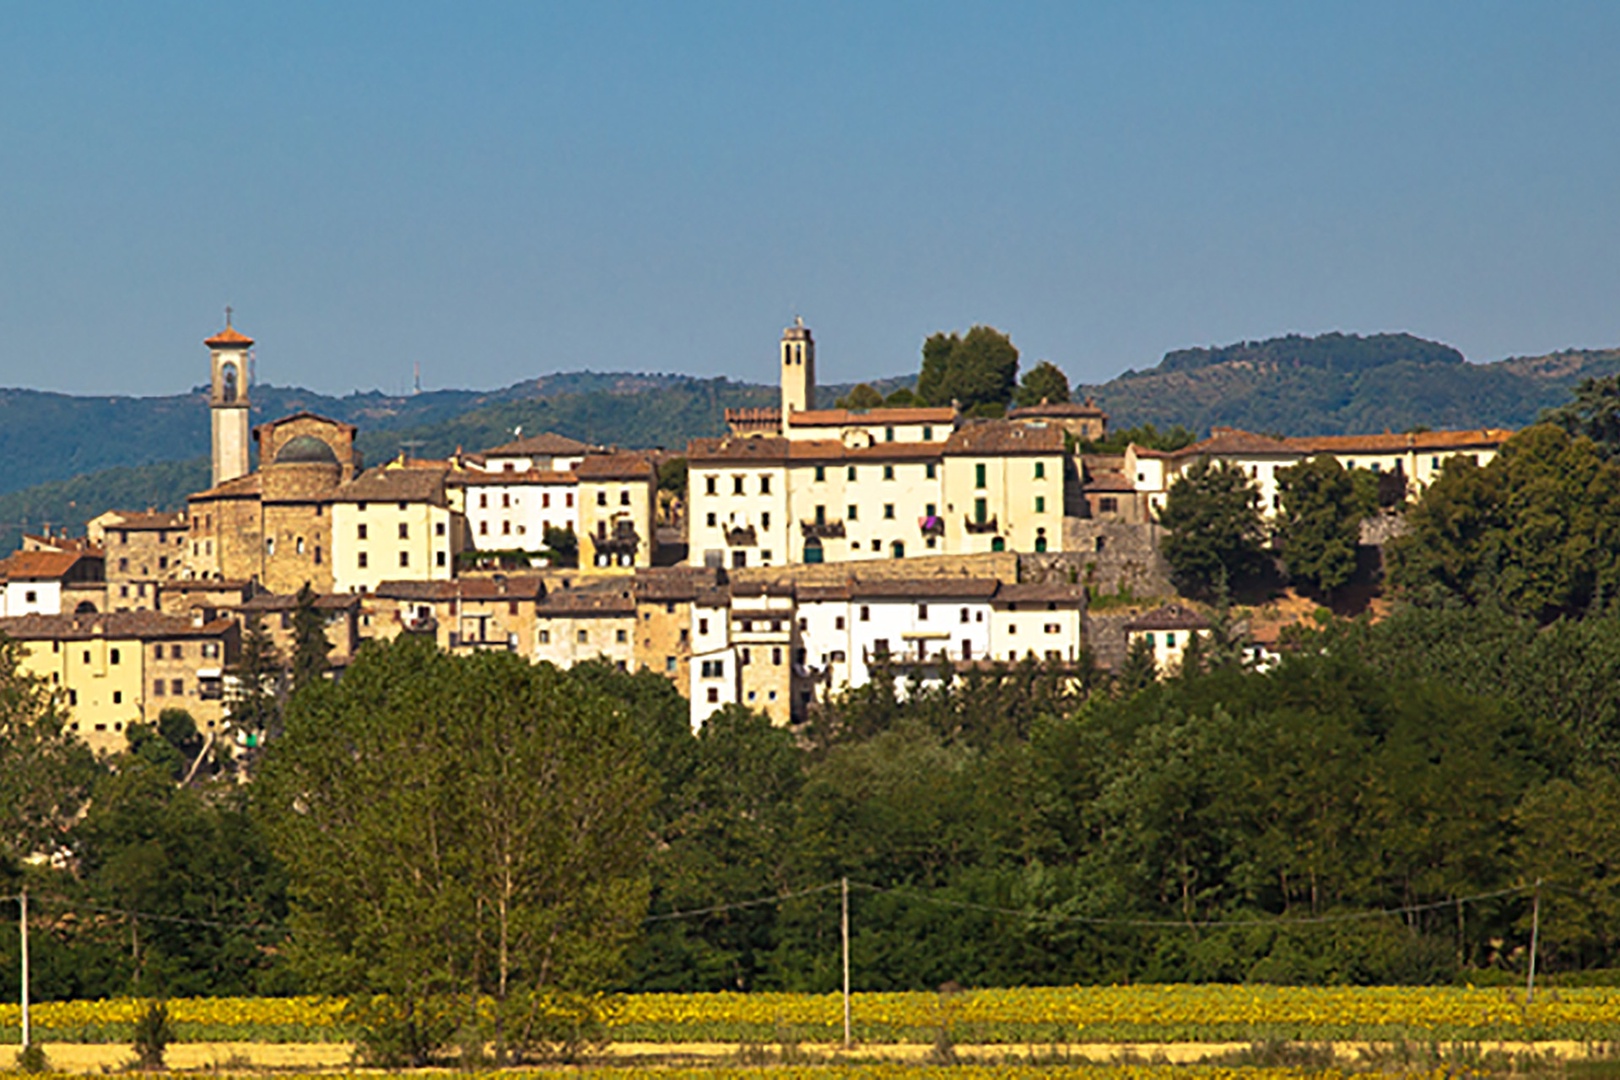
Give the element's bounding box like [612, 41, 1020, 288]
[205, 326, 254, 348]
[788, 406, 957, 427]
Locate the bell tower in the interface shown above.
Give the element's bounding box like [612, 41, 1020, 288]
[205, 316, 253, 487]
[780, 316, 815, 429]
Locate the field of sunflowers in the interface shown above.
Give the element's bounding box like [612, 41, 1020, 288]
[2, 986, 1617, 1048]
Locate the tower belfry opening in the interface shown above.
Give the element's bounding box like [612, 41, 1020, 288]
[780, 316, 816, 432]
[205, 318, 254, 487]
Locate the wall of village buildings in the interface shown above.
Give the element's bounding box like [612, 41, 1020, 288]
[331, 500, 458, 594]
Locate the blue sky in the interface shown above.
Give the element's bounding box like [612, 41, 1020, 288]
[3, 2, 1618, 396]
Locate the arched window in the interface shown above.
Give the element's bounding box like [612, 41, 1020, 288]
[220, 362, 239, 402]
[804, 537, 824, 564]
[891, 540, 905, 559]
[991, 536, 1006, 552]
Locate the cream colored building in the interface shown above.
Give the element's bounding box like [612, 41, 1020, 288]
[531, 582, 637, 669]
[577, 453, 657, 569]
[0, 610, 237, 755]
[987, 583, 1088, 664]
[330, 463, 465, 593]
[1123, 604, 1211, 676]
[941, 422, 1067, 556]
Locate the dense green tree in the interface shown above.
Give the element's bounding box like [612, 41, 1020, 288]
[1516, 770, 1620, 968]
[542, 524, 578, 567]
[289, 584, 331, 693]
[259, 638, 652, 1063]
[883, 387, 920, 407]
[228, 613, 283, 749]
[1387, 424, 1620, 621]
[834, 384, 885, 410]
[1157, 459, 1269, 598]
[1014, 360, 1072, 407]
[1078, 422, 1199, 455]
[0, 638, 98, 871]
[655, 456, 687, 495]
[916, 326, 1020, 414]
[1274, 456, 1377, 597]
[1542, 373, 1620, 458]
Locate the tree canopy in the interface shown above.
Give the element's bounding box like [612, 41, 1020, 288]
[1014, 361, 1072, 407]
[1541, 373, 1620, 458]
[916, 326, 1020, 415]
[1275, 456, 1377, 597]
[1387, 423, 1620, 622]
[1156, 459, 1270, 598]
[833, 383, 885, 410]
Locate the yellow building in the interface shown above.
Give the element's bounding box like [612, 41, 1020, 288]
[941, 422, 1067, 556]
[576, 453, 657, 569]
[330, 463, 465, 593]
[0, 611, 238, 754]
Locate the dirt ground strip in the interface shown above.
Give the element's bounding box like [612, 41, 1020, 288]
[5, 1039, 1605, 1072]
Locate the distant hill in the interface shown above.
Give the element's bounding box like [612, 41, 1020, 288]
[1086, 334, 1620, 436]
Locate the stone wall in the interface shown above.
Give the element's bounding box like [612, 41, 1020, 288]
[1084, 611, 1141, 672]
[1057, 519, 1174, 596]
[731, 551, 1021, 588]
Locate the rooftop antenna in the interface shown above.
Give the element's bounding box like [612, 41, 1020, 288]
[413, 361, 422, 395]
[224, 304, 233, 327]
[398, 438, 426, 462]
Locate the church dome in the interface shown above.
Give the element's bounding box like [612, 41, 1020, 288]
[276, 434, 339, 466]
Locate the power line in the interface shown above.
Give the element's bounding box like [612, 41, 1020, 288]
[644, 881, 841, 923]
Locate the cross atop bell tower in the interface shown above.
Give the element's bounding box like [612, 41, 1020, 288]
[205, 314, 254, 487]
[780, 316, 815, 429]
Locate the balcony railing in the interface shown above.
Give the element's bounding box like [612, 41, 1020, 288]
[801, 519, 846, 539]
[725, 525, 758, 547]
[963, 514, 999, 534]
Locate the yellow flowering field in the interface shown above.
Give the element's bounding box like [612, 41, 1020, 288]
[1, 985, 1615, 1045]
[0, 1070, 1446, 1080]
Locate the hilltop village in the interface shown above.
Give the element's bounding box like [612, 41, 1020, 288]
[0, 319, 1512, 753]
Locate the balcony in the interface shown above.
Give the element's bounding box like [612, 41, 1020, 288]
[725, 525, 758, 547]
[963, 514, 999, 534]
[801, 519, 846, 539]
[918, 514, 944, 536]
[593, 520, 642, 564]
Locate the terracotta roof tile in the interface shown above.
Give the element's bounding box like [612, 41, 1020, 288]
[687, 435, 791, 463]
[333, 466, 448, 504]
[1124, 603, 1211, 632]
[189, 472, 263, 500]
[95, 510, 187, 531]
[1284, 428, 1515, 454]
[1175, 428, 1300, 457]
[0, 550, 99, 582]
[204, 326, 253, 348]
[480, 432, 598, 458]
[450, 469, 579, 487]
[574, 452, 656, 481]
[788, 406, 957, 427]
[943, 420, 1065, 456]
[0, 611, 232, 640]
[1008, 401, 1107, 419]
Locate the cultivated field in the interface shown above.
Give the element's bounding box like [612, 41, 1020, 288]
[1, 984, 1613, 1046]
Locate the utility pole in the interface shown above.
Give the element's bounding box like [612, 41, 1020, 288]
[20, 887, 29, 1049]
[1526, 879, 1542, 1005]
[841, 876, 851, 1050]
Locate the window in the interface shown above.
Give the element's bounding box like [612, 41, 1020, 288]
[502, 492, 511, 508]
[110, 648, 120, 665]
[171, 678, 184, 695]
[479, 521, 489, 535]
[265, 537, 275, 556]
[399, 551, 409, 567]
[577, 629, 588, 644]
[870, 539, 881, 551]
[815, 465, 826, 482]
[772, 647, 782, 665]
[542, 493, 551, 508]
[479, 493, 489, 509]
[848, 504, 858, 521]
[701, 659, 724, 678]
[1099, 496, 1118, 513]
[925, 462, 937, 479]
[733, 475, 745, 495]
[24, 590, 36, 604]
[885, 426, 895, 442]
[435, 521, 446, 536]
[665, 656, 676, 673]
[761, 512, 771, 529]
[761, 548, 772, 561]
[918, 604, 929, 620]
[154, 679, 165, 696]
[538, 629, 550, 644]
[596, 491, 607, 506]
[398, 501, 408, 511]
[620, 490, 630, 506]
[112, 691, 122, 705]
[760, 475, 771, 494]
[315, 545, 323, 564]
[883, 464, 895, 480]
[1045, 623, 1061, 634]
[847, 465, 857, 481]
[923, 425, 933, 440]
[991, 536, 1006, 551]
[698, 618, 709, 634]
[1166, 632, 1177, 647]
[974, 498, 988, 524]
[203, 642, 219, 659]
[357, 502, 367, 512]
[1009, 624, 1018, 635]
[1145, 632, 1156, 646]
[925, 502, 937, 518]
[705, 475, 717, 495]
[706, 512, 717, 526]
[835, 616, 846, 630]
[296, 537, 306, 555]
[502, 520, 512, 535]
[860, 605, 871, 622]
[961, 641, 972, 660]
[566, 493, 574, 507]
[436, 551, 446, 567]
[740, 647, 751, 666]
[171, 644, 184, 659]
[732, 551, 747, 568]
[398, 522, 409, 539]
[1034, 461, 1046, 479]
[1035, 495, 1046, 513]
[706, 687, 719, 703]
[975, 462, 987, 488]
[616, 629, 628, 643]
